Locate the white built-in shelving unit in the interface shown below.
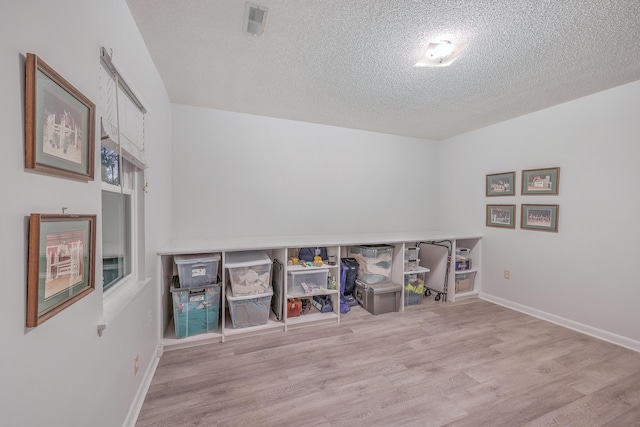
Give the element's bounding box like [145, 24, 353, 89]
[157, 232, 481, 352]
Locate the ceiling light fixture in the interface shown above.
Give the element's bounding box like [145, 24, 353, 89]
[414, 40, 469, 67]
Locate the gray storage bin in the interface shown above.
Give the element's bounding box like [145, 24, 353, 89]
[354, 280, 402, 315]
[174, 253, 220, 288]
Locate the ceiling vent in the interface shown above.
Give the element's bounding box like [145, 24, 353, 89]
[245, 3, 268, 37]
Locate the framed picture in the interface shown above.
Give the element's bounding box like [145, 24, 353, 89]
[521, 204, 559, 232]
[27, 214, 96, 327]
[25, 53, 95, 181]
[486, 171, 515, 196]
[486, 205, 516, 228]
[521, 167, 560, 195]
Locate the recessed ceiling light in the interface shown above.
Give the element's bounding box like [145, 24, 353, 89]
[414, 41, 469, 67]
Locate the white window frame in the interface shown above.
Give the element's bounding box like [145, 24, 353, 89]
[101, 177, 136, 293]
[97, 48, 150, 336]
[99, 160, 149, 335]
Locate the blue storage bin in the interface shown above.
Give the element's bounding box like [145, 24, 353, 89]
[171, 283, 220, 338]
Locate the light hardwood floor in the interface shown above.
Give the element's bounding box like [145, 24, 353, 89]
[136, 298, 640, 426]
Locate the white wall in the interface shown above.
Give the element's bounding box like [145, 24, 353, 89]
[0, 1, 172, 426]
[440, 80, 640, 349]
[171, 104, 440, 239]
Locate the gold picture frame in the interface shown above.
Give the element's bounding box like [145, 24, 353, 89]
[25, 53, 95, 181]
[27, 214, 96, 327]
[521, 167, 560, 195]
[521, 204, 559, 232]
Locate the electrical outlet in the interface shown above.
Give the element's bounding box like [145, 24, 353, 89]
[504, 270, 511, 279]
[134, 355, 139, 376]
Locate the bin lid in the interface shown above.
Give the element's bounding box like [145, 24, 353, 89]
[170, 283, 221, 293]
[174, 253, 220, 265]
[225, 250, 271, 268]
[357, 280, 402, 294]
[350, 244, 394, 251]
[288, 268, 329, 276]
[225, 285, 273, 301]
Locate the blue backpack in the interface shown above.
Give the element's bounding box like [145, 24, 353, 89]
[298, 247, 328, 261]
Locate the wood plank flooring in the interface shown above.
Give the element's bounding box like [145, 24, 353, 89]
[136, 298, 640, 426]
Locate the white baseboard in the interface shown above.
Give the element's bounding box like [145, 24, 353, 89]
[479, 292, 640, 353]
[123, 347, 161, 427]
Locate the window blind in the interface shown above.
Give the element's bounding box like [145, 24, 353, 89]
[99, 47, 147, 169]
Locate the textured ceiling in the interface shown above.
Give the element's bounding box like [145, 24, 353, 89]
[126, 0, 640, 141]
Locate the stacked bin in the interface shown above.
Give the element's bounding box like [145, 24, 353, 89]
[174, 254, 220, 288]
[225, 250, 273, 328]
[172, 254, 221, 338]
[404, 271, 425, 306]
[348, 245, 394, 284]
[403, 246, 424, 306]
[171, 284, 220, 338]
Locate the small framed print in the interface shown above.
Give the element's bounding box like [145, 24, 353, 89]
[27, 214, 96, 327]
[521, 167, 560, 195]
[25, 53, 95, 181]
[486, 204, 516, 228]
[486, 171, 515, 196]
[521, 204, 559, 232]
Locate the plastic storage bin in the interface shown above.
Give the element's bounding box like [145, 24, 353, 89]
[226, 286, 273, 328]
[354, 280, 402, 315]
[288, 268, 329, 294]
[456, 248, 471, 259]
[348, 245, 394, 284]
[171, 283, 220, 338]
[405, 247, 420, 261]
[174, 253, 220, 288]
[404, 259, 421, 272]
[225, 250, 272, 296]
[404, 271, 425, 306]
[455, 271, 476, 293]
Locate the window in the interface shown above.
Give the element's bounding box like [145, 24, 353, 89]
[99, 47, 146, 296]
[101, 148, 133, 290]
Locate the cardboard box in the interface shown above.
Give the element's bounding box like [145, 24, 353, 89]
[455, 259, 472, 271]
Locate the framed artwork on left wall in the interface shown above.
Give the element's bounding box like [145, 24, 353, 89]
[25, 53, 95, 181]
[27, 214, 96, 327]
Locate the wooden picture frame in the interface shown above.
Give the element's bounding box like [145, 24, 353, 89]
[486, 204, 516, 228]
[521, 167, 560, 195]
[486, 171, 515, 196]
[25, 53, 95, 181]
[27, 214, 96, 327]
[521, 204, 559, 232]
